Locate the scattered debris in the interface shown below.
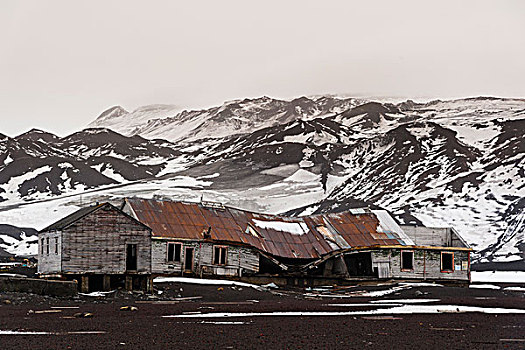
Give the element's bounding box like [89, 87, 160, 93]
[34, 309, 62, 314]
[119, 306, 138, 312]
[262, 283, 279, 289]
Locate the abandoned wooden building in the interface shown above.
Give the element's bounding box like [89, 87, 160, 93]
[38, 198, 472, 291]
[121, 198, 472, 284]
[38, 203, 153, 293]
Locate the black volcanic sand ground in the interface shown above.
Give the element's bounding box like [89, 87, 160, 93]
[0, 282, 524, 349]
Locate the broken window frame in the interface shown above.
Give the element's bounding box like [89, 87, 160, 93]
[213, 245, 227, 265]
[441, 252, 454, 272]
[166, 242, 182, 263]
[400, 250, 414, 271]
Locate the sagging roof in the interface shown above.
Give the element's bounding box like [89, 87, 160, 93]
[124, 198, 414, 259]
[41, 202, 151, 233]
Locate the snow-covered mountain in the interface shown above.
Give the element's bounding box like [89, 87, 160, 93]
[1, 95, 524, 266]
[88, 96, 366, 142]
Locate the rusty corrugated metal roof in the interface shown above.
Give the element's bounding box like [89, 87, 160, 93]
[126, 198, 410, 259]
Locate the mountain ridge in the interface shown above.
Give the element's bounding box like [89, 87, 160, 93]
[0, 95, 524, 265]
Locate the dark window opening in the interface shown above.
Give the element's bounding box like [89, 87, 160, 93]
[55, 238, 59, 255]
[344, 252, 373, 276]
[40, 238, 45, 255]
[184, 247, 194, 271]
[401, 251, 414, 270]
[126, 244, 137, 271]
[167, 243, 182, 262]
[441, 252, 454, 272]
[213, 246, 227, 265]
[46, 237, 49, 255]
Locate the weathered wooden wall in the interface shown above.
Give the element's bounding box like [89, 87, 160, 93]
[401, 226, 469, 248]
[151, 239, 259, 277]
[371, 249, 470, 281]
[401, 226, 450, 247]
[152, 240, 201, 274]
[37, 231, 61, 274]
[61, 206, 151, 274]
[199, 243, 259, 276]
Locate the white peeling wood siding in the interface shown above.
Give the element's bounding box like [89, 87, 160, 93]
[37, 231, 62, 274]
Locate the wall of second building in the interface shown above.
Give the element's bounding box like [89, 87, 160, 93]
[37, 231, 62, 274]
[371, 249, 470, 281]
[199, 243, 259, 276]
[401, 226, 452, 247]
[61, 207, 151, 274]
[401, 226, 470, 248]
[152, 240, 201, 274]
[152, 239, 259, 277]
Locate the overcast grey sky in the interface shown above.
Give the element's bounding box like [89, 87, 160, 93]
[1, 0, 524, 137]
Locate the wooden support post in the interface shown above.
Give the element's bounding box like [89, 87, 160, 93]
[103, 275, 111, 291]
[125, 275, 133, 291]
[81, 276, 89, 293]
[323, 260, 334, 277]
[144, 275, 153, 294]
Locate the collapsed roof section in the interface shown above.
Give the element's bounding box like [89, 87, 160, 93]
[123, 198, 421, 260]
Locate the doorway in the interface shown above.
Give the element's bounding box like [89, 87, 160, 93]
[184, 247, 194, 272]
[126, 244, 137, 271]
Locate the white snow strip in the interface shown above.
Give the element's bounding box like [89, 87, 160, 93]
[399, 282, 444, 287]
[0, 330, 106, 335]
[504, 286, 525, 292]
[469, 284, 501, 290]
[0, 273, 27, 278]
[370, 299, 440, 304]
[0, 330, 52, 335]
[164, 305, 525, 318]
[196, 321, 250, 325]
[153, 277, 265, 290]
[305, 283, 443, 298]
[324, 303, 403, 307]
[79, 290, 116, 297]
[252, 219, 308, 235]
[471, 271, 525, 283]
